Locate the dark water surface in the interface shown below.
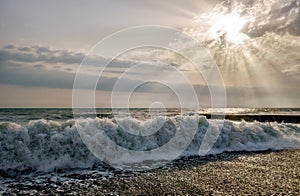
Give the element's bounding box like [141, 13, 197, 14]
[0, 108, 299, 124]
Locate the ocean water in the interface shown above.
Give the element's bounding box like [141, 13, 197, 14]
[0, 108, 300, 193]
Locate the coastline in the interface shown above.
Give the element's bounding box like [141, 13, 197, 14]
[2, 149, 300, 195]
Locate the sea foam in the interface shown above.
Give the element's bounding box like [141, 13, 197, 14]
[0, 115, 299, 172]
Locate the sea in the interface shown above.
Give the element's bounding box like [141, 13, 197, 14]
[0, 108, 300, 194]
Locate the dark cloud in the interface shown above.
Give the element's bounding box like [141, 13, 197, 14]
[0, 45, 139, 70]
[65, 68, 73, 72]
[0, 58, 209, 93]
[246, 0, 300, 37]
[18, 47, 31, 52]
[34, 46, 50, 54]
[0, 61, 23, 68]
[0, 44, 152, 92]
[0, 45, 85, 65]
[0, 62, 146, 92]
[3, 45, 15, 50]
[0, 65, 74, 89]
[33, 64, 45, 69]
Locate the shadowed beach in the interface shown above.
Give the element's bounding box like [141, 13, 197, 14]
[2, 149, 299, 195]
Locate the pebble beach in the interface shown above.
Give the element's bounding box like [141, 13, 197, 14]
[2, 149, 300, 195]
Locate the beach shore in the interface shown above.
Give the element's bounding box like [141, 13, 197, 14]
[3, 149, 300, 195]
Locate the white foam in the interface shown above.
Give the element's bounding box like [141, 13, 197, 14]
[0, 116, 299, 172]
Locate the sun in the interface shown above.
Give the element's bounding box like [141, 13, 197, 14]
[214, 13, 249, 45]
[190, 9, 254, 48]
[221, 14, 247, 41]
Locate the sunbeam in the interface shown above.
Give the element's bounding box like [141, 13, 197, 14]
[181, 0, 300, 106]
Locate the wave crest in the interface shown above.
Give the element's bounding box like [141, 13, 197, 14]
[0, 116, 299, 173]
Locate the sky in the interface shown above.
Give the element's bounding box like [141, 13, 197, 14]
[0, 0, 299, 108]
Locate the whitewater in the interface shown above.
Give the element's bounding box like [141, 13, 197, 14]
[1, 113, 300, 173]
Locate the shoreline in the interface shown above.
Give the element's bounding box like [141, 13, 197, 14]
[2, 149, 300, 195]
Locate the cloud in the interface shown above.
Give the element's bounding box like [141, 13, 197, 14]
[0, 47, 299, 107]
[0, 44, 143, 91]
[245, 0, 300, 37]
[0, 62, 141, 91]
[0, 44, 155, 71]
[33, 64, 45, 69]
[3, 44, 16, 50]
[188, 0, 300, 41]
[0, 47, 171, 92]
[0, 44, 202, 83]
[0, 63, 196, 94]
[18, 47, 31, 52]
[0, 48, 218, 94]
[0, 45, 85, 65]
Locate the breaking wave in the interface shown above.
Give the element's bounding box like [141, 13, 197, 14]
[0, 115, 300, 173]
